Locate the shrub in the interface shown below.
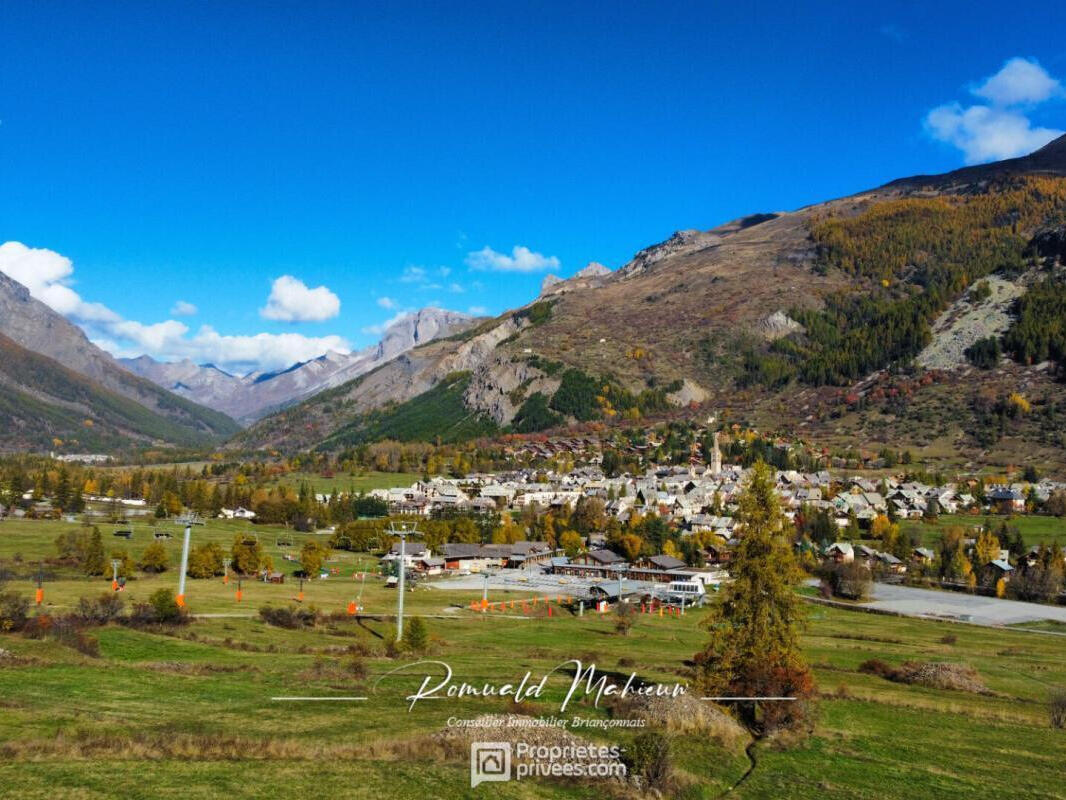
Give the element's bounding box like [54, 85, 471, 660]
[0, 591, 30, 632]
[819, 561, 873, 600]
[401, 616, 428, 653]
[858, 658, 898, 680]
[623, 731, 672, 791]
[1050, 690, 1066, 729]
[52, 620, 100, 658]
[76, 593, 125, 625]
[727, 662, 817, 734]
[259, 605, 320, 629]
[138, 541, 170, 573]
[614, 602, 635, 636]
[147, 588, 186, 625]
[940, 634, 957, 645]
[348, 655, 368, 680]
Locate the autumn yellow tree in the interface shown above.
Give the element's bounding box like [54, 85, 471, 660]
[974, 530, 1000, 569]
[559, 530, 584, 558]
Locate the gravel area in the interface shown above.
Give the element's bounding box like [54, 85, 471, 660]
[864, 582, 1066, 627]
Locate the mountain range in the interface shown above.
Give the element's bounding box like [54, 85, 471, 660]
[4, 135, 1066, 465]
[119, 308, 476, 425]
[233, 135, 1066, 469]
[0, 271, 240, 450]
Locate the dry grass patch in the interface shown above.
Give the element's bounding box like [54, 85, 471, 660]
[610, 693, 747, 748]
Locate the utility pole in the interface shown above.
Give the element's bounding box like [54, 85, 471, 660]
[389, 522, 422, 642]
[111, 559, 121, 591]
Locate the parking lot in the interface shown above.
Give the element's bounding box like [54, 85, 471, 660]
[865, 582, 1066, 627]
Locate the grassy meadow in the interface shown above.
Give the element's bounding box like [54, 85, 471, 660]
[269, 470, 423, 495]
[899, 512, 1066, 548]
[1, 517, 1065, 799]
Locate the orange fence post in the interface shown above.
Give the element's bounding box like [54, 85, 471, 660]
[347, 601, 356, 615]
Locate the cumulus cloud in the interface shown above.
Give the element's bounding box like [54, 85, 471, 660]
[465, 245, 560, 273]
[170, 300, 197, 316]
[260, 275, 341, 322]
[925, 58, 1063, 164]
[377, 296, 397, 309]
[973, 57, 1062, 106]
[925, 104, 1062, 164]
[0, 241, 350, 373]
[468, 305, 488, 315]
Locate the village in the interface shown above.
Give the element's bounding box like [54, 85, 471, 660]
[5, 424, 1066, 617]
[328, 434, 1066, 618]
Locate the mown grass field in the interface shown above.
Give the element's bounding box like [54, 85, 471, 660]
[2, 518, 1065, 799]
[270, 470, 422, 495]
[900, 513, 1066, 548]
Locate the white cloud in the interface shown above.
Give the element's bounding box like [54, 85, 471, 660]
[178, 327, 349, 372]
[924, 57, 1064, 165]
[973, 57, 1062, 106]
[260, 275, 341, 322]
[448, 282, 465, 293]
[925, 104, 1062, 164]
[399, 265, 427, 283]
[377, 296, 397, 309]
[170, 300, 197, 316]
[0, 241, 351, 373]
[465, 245, 560, 273]
[468, 305, 488, 315]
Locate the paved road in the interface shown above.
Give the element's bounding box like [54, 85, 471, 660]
[863, 582, 1066, 627]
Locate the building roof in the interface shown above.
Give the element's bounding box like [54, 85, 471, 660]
[644, 554, 686, 570]
[586, 548, 625, 565]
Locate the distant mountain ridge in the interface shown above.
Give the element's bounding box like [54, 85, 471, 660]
[0, 271, 240, 450]
[120, 307, 477, 424]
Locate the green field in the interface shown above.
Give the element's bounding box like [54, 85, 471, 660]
[271, 470, 421, 496]
[900, 513, 1066, 548]
[2, 518, 1065, 799]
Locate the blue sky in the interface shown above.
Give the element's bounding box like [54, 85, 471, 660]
[1, 1, 1064, 373]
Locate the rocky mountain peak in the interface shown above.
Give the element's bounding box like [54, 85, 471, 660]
[617, 229, 722, 278]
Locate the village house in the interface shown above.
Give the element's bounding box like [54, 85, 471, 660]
[825, 542, 855, 563]
[572, 548, 627, 568]
[635, 554, 687, 571]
